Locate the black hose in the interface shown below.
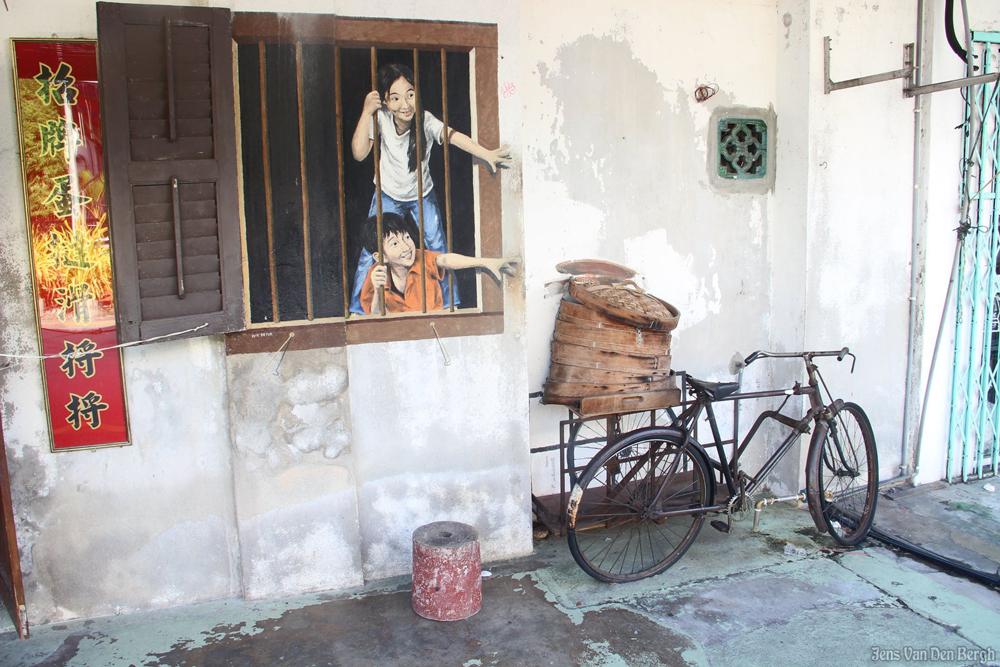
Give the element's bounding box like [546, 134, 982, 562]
[945, 0, 969, 63]
[868, 525, 1000, 588]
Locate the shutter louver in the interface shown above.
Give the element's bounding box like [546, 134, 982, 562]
[98, 2, 244, 343]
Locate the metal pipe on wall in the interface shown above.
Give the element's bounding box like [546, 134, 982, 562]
[900, 0, 928, 478]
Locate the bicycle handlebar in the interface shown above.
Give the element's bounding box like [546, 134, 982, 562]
[744, 347, 852, 367]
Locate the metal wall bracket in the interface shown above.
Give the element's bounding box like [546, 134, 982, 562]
[824, 37, 914, 94]
[824, 36, 999, 98]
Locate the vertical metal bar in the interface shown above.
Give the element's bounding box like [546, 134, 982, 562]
[948, 229, 969, 482]
[259, 42, 280, 323]
[441, 48, 455, 312]
[171, 177, 185, 298]
[370, 47, 386, 316]
[334, 47, 351, 319]
[165, 19, 177, 142]
[980, 44, 1000, 477]
[560, 412, 568, 528]
[413, 49, 428, 313]
[959, 55, 988, 482]
[991, 45, 1000, 476]
[974, 59, 993, 480]
[295, 42, 314, 321]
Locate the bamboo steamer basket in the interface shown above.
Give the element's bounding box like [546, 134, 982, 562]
[541, 265, 682, 418]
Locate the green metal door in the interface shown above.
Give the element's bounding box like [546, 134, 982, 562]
[948, 33, 1000, 482]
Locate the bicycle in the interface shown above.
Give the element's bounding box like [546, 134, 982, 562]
[565, 347, 879, 583]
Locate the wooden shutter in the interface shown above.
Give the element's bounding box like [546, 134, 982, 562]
[98, 2, 244, 343]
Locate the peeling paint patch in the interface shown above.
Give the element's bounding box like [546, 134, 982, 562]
[537, 35, 679, 221]
[624, 229, 722, 331]
[226, 348, 352, 467]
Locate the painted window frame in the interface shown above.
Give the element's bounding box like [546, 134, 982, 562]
[225, 14, 504, 354]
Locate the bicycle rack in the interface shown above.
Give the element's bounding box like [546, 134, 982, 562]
[529, 372, 743, 536]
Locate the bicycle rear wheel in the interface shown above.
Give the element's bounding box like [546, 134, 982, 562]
[566, 410, 673, 485]
[567, 427, 710, 582]
[806, 402, 879, 546]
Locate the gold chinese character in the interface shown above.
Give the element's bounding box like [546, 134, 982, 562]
[48, 227, 93, 270]
[53, 283, 93, 324]
[43, 174, 91, 219]
[38, 119, 83, 158]
[58, 339, 104, 379]
[34, 62, 80, 106]
[65, 391, 109, 430]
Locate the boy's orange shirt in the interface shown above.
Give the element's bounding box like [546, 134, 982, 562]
[361, 249, 446, 314]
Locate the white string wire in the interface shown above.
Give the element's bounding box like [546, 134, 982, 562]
[0, 323, 210, 362]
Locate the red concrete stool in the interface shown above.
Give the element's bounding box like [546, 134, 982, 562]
[411, 521, 482, 621]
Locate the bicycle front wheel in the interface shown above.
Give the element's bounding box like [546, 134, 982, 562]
[806, 402, 879, 546]
[567, 427, 710, 583]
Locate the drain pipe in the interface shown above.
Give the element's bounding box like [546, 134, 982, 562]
[900, 0, 928, 480]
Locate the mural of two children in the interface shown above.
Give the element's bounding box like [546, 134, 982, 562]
[350, 63, 516, 315]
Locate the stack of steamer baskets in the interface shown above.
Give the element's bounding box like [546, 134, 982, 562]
[542, 260, 681, 418]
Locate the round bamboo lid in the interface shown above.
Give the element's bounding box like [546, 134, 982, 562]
[568, 278, 680, 331]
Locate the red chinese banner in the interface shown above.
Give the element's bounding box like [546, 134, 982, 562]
[12, 40, 130, 451]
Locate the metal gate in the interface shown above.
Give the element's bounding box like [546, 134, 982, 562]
[948, 33, 1000, 483]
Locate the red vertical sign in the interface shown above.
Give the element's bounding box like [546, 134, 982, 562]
[12, 40, 130, 451]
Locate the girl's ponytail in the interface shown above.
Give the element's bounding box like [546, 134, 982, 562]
[376, 63, 420, 173]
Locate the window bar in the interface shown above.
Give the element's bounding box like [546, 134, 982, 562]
[441, 48, 455, 312]
[413, 48, 428, 313]
[294, 42, 314, 320]
[334, 47, 351, 319]
[259, 42, 280, 323]
[164, 19, 177, 142]
[171, 177, 185, 298]
[370, 47, 386, 316]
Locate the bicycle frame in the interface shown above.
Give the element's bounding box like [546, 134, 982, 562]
[653, 350, 850, 518]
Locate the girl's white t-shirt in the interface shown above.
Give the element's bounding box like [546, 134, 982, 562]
[369, 108, 444, 201]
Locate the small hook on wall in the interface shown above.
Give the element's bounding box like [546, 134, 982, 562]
[262, 332, 295, 376]
[429, 322, 451, 366]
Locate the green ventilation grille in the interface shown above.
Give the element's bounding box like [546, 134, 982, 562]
[718, 118, 767, 179]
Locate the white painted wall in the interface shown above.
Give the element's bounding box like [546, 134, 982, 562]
[523, 0, 783, 495]
[523, 0, 942, 498]
[801, 0, 917, 482]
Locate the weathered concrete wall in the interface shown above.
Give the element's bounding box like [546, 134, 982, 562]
[226, 346, 363, 599]
[347, 333, 531, 581]
[796, 0, 916, 483]
[0, 0, 528, 626]
[523, 0, 781, 494]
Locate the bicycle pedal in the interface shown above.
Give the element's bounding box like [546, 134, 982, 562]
[710, 520, 731, 534]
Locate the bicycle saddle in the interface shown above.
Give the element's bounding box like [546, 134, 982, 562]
[687, 377, 740, 401]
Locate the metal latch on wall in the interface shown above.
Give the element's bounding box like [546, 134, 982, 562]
[824, 36, 999, 97]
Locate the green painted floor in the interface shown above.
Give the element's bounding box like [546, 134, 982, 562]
[1, 488, 999, 666]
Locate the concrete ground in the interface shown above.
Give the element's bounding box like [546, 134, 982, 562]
[1, 489, 999, 667]
[875, 478, 1000, 579]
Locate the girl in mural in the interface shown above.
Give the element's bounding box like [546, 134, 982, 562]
[349, 63, 511, 315]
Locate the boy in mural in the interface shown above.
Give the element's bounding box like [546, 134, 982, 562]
[359, 212, 516, 315]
